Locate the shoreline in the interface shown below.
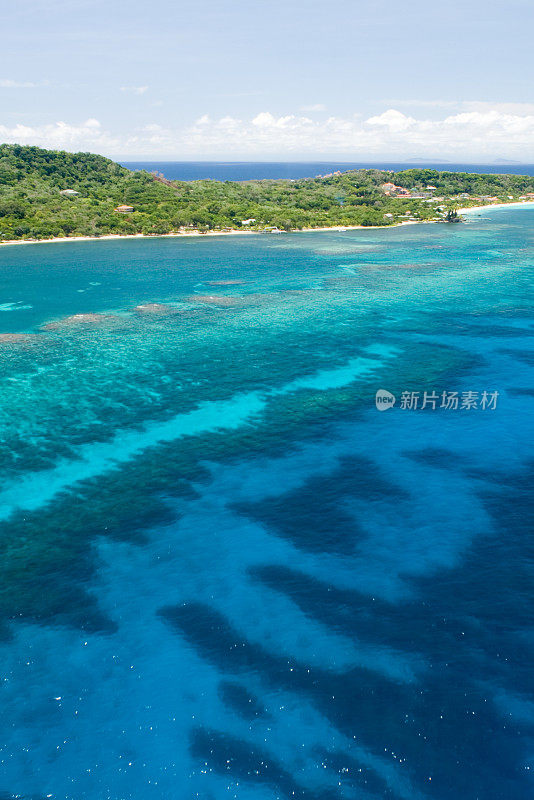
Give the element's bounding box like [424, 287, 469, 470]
[0, 222, 417, 248]
[0, 229, 260, 248]
[1, 202, 534, 248]
[456, 200, 534, 214]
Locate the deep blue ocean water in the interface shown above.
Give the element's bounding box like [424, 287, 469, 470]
[120, 161, 534, 181]
[0, 206, 533, 799]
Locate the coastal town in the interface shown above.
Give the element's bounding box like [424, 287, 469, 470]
[380, 180, 534, 205]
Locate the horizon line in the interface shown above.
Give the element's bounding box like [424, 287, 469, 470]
[114, 158, 534, 165]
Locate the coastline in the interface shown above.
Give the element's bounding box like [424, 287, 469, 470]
[0, 229, 260, 247]
[456, 200, 534, 214]
[0, 222, 415, 248]
[1, 202, 534, 248]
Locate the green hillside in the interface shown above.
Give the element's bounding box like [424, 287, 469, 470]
[1, 144, 534, 241]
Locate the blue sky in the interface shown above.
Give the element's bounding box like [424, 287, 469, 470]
[1, 0, 534, 159]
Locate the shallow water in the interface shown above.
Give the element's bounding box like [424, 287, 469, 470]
[0, 210, 533, 799]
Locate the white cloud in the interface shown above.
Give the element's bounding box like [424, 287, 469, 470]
[366, 109, 416, 131]
[0, 119, 123, 151]
[388, 99, 534, 116]
[300, 103, 326, 112]
[460, 101, 534, 116]
[252, 112, 312, 129]
[1, 105, 534, 159]
[120, 86, 148, 95]
[0, 79, 48, 88]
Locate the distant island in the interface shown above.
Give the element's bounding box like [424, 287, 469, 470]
[1, 144, 534, 244]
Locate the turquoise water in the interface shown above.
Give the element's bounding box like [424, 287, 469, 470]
[0, 208, 532, 799]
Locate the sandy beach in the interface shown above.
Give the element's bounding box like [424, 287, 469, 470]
[0, 229, 259, 247]
[456, 200, 534, 214]
[0, 220, 425, 248]
[1, 202, 533, 248]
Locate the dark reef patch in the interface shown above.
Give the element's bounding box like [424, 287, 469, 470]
[160, 600, 526, 798]
[247, 561, 533, 798]
[497, 347, 534, 366]
[189, 726, 338, 800]
[232, 455, 405, 555]
[402, 446, 465, 470]
[218, 680, 267, 720]
[0, 794, 51, 799]
[314, 748, 395, 797]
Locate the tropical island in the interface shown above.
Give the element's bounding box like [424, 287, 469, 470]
[1, 144, 534, 243]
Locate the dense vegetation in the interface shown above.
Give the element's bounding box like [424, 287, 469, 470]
[1, 144, 534, 241]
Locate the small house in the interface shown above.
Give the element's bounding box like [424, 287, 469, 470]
[115, 205, 134, 213]
[60, 189, 79, 197]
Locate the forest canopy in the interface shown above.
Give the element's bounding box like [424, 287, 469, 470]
[1, 144, 533, 241]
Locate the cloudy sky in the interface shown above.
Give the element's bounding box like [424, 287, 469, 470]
[1, 0, 533, 160]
